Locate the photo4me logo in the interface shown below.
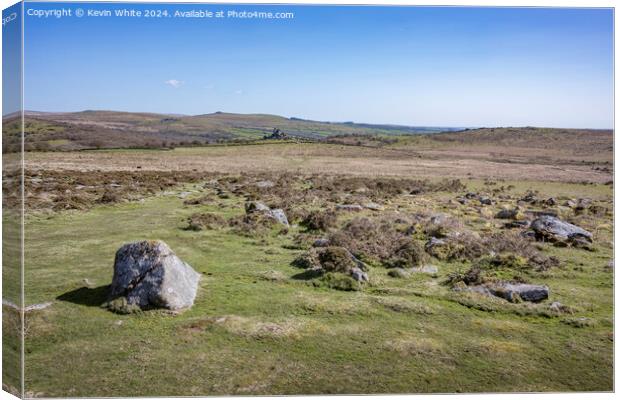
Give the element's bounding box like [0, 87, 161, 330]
[2, 12, 17, 26]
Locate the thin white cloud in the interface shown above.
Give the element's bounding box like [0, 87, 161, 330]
[164, 79, 183, 88]
[234, 89, 243, 95]
[204, 84, 214, 90]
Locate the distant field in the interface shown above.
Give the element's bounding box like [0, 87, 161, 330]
[21, 141, 612, 184]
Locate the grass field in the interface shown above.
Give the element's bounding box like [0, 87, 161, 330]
[2, 137, 614, 396]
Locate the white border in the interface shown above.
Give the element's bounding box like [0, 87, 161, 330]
[0, 1, 616, 400]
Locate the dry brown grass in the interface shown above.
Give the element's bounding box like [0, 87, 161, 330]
[19, 142, 612, 183]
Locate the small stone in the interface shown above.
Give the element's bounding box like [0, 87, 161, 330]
[496, 208, 520, 220]
[412, 265, 439, 274]
[388, 268, 410, 278]
[336, 204, 364, 212]
[479, 196, 493, 205]
[312, 238, 330, 247]
[245, 201, 270, 214]
[364, 202, 384, 211]
[267, 209, 289, 226]
[255, 180, 275, 188]
[350, 267, 369, 282]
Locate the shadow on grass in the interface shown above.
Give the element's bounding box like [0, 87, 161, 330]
[291, 269, 323, 281]
[56, 285, 110, 307]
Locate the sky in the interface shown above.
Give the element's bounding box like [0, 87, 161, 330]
[17, 3, 615, 128]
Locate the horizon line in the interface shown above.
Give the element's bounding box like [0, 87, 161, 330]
[1, 109, 614, 131]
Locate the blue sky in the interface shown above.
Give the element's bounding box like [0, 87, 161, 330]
[21, 4, 614, 128]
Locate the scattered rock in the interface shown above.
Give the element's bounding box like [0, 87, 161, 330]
[575, 198, 592, 211]
[504, 220, 530, 229]
[350, 267, 369, 282]
[429, 213, 449, 225]
[544, 197, 558, 206]
[267, 208, 289, 226]
[364, 202, 384, 211]
[564, 199, 577, 208]
[425, 237, 447, 258]
[106, 240, 201, 313]
[495, 208, 523, 220]
[549, 301, 572, 314]
[245, 201, 270, 213]
[479, 196, 493, 205]
[412, 264, 439, 274]
[336, 204, 364, 212]
[312, 238, 330, 247]
[459, 282, 549, 303]
[520, 192, 538, 204]
[490, 283, 549, 303]
[388, 268, 410, 278]
[293, 246, 369, 284]
[255, 180, 275, 188]
[530, 215, 592, 246]
[244, 201, 289, 226]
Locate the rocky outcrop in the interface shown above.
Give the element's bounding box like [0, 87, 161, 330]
[244, 201, 289, 226]
[456, 281, 549, 303]
[293, 246, 369, 282]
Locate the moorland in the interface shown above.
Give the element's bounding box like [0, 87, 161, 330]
[2, 111, 614, 396]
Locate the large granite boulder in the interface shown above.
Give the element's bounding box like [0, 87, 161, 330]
[489, 283, 549, 303]
[106, 240, 200, 312]
[457, 282, 549, 303]
[530, 216, 592, 244]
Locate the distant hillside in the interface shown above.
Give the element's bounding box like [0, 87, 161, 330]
[426, 127, 613, 153]
[1, 110, 461, 152]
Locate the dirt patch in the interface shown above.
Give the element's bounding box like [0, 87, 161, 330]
[181, 315, 304, 339]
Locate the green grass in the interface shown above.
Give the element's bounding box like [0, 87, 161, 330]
[2, 210, 23, 396]
[17, 178, 613, 396]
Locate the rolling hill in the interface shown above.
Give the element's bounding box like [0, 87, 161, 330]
[1, 110, 460, 152]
